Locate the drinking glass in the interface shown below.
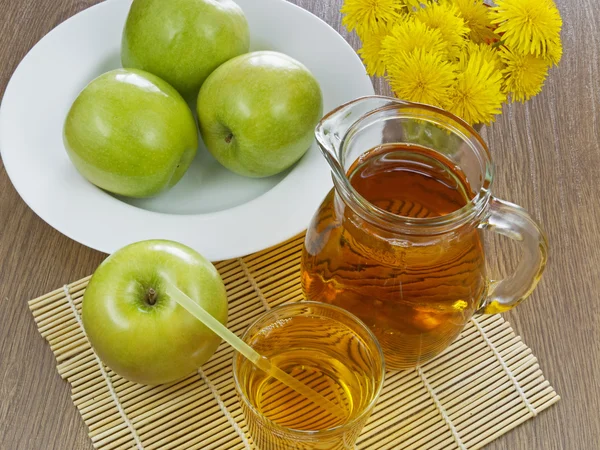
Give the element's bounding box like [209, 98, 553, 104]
[233, 301, 385, 450]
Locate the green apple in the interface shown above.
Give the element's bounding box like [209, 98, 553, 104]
[82, 240, 228, 386]
[122, 0, 250, 101]
[63, 68, 198, 198]
[197, 51, 323, 178]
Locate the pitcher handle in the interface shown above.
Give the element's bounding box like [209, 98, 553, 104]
[478, 197, 548, 314]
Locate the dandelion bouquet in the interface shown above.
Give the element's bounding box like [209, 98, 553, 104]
[341, 0, 563, 125]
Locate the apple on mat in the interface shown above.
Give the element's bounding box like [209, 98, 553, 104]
[82, 240, 228, 386]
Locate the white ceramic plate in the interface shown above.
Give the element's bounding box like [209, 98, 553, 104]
[0, 0, 373, 260]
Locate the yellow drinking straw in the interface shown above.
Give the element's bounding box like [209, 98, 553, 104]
[166, 283, 347, 421]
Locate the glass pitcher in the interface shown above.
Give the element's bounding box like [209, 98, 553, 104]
[301, 96, 548, 371]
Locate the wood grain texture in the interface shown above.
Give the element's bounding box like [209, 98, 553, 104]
[0, 0, 598, 449]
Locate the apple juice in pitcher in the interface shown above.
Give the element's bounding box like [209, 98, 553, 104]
[302, 96, 548, 371]
[302, 143, 487, 370]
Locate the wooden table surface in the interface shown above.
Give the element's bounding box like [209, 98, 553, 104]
[1, 0, 598, 449]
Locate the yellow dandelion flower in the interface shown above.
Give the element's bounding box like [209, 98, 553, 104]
[414, 2, 470, 58]
[446, 51, 506, 125]
[499, 46, 549, 102]
[341, 0, 402, 37]
[463, 41, 504, 71]
[448, 0, 498, 44]
[387, 49, 457, 107]
[381, 18, 448, 70]
[492, 0, 562, 58]
[358, 27, 390, 76]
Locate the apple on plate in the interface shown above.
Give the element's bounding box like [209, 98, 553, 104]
[82, 240, 228, 386]
[63, 68, 198, 198]
[122, 0, 250, 102]
[197, 51, 323, 178]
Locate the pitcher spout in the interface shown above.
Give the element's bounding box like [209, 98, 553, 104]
[315, 95, 407, 181]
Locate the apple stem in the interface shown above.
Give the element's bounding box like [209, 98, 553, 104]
[146, 288, 158, 306]
[225, 133, 233, 144]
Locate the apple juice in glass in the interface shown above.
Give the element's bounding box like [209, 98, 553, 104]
[233, 302, 384, 450]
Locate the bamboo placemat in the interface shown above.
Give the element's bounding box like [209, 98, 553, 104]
[29, 234, 559, 450]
